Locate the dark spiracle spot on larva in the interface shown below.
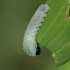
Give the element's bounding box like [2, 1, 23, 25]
[36, 42, 41, 55]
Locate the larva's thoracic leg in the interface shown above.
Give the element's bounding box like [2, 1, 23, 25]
[23, 4, 50, 56]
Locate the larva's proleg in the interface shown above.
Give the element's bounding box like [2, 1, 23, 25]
[23, 4, 50, 56]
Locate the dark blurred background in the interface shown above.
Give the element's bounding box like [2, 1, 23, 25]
[0, 0, 70, 70]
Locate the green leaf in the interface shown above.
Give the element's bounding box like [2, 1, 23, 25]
[36, 0, 70, 67]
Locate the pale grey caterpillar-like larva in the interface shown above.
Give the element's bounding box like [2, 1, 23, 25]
[23, 4, 50, 56]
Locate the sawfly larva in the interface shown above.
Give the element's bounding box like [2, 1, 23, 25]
[23, 4, 50, 56]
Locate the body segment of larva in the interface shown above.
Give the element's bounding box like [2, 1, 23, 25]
[23, 4, 50, 56]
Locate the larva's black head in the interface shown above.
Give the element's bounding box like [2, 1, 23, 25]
[36, 42, 41, 55]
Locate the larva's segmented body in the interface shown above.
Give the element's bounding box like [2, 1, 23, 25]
[23, 4, 50, 56]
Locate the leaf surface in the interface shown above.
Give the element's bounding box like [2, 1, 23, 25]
[36, 0, 70, 66]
